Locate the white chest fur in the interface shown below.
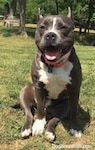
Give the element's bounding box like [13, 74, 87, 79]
[38, 61, 73, 99]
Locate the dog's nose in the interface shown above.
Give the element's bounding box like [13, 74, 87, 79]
[45, 32, 57, 41]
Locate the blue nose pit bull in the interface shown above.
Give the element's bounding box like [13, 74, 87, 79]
[20, 8, 82, 141]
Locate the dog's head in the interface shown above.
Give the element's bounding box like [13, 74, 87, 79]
[35, 8, 74, 65]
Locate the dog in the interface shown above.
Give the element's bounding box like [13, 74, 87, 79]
[20, 8, 82, 141]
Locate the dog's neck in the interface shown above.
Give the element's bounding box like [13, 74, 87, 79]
[41, 50, 71, 73]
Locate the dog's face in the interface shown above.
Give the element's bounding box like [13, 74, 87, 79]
[35, 15, 74, 64]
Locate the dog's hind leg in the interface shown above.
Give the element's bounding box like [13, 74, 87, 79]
[20, 84, 36, 138]
[45, 117, 59, 141]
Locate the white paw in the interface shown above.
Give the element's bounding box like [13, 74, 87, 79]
[70, 129, 82, 138]
[21, 129, 32, 138]
[32, 118, 46, 136]
[45, 131, 55, 141]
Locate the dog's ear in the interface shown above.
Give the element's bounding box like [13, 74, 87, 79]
[67, 7, 72, 18]
[37, 8, 43, 21]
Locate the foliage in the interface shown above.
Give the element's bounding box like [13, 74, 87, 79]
[0, 0, 95, 29]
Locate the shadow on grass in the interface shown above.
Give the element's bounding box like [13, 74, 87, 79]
[0, 26, 95, 45]
[74, 31, 95, 46]
[13, 101, 90, 138]
[78, 105, 91, 132]
[0, 27, 18, 37]
[0, 27, 35, 38]
[62, 105, 90, 134]
[26, 27, 35, 38]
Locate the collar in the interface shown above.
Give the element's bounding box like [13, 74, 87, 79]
[45, 50, 71, 67]
[42, 50, 71, 73]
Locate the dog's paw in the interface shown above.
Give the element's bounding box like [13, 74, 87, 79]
[21, 128, 32, 138]
[70, 129, 82, 138]
[32, 118, 46, 136]
[45, 131, 55, 141]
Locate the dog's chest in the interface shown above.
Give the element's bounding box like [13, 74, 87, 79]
[38, 61, 73, 99]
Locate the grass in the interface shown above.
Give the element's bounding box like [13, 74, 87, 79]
[0, 26, 95, 150]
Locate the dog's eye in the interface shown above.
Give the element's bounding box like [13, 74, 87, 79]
[39, 25, 45, 30]
[61, 25, 67, 29]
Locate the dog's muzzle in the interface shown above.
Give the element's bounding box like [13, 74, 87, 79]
[42, 32, 61, 61]
[45, 32, 57, 44]
[39, 32, 72, 68]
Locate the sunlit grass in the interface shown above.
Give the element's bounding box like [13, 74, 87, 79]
[0, 27, 95, 149]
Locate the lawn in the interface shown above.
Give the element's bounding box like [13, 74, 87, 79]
[0, 27, 95, 150]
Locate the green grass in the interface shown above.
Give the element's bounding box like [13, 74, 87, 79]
[0, 27, 95, 150]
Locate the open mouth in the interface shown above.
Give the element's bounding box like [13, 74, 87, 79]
[42, 46, 71, 66]
[44, 46, 62, 62]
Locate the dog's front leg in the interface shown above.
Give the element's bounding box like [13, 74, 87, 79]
[45, 117, 60, 141]
[32, 85, 46, 136]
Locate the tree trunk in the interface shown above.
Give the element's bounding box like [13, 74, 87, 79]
[17, 0, 27, 36]
[4, 2, 10, 19]
[84, 19, 90, 34]
[7, 0, 18, 19]
[4, 0, 18, 27]
[10, 0, 18, 16]
[55, 0, 59, 15]
[79, 21, 82, 34]
[84, 0, 92, 34]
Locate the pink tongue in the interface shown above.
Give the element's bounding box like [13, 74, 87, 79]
[45, 50, 59, 60]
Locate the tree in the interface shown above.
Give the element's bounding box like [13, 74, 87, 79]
[1, 0, 95, 35]
[17, 0, 27, 36]
[4, 2, 10, 19]
[10, 0, 18, 16]
[55, 0, 59, 15]
[84, 0, 95, 33]
[4, 0, 18, 19]
[4, 0, 27, 36]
